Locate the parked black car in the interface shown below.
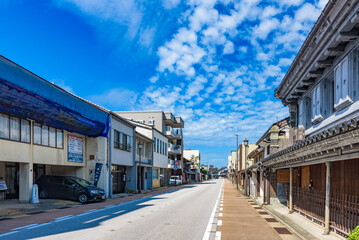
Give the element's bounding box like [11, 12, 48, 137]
[37, 175, 106, 204]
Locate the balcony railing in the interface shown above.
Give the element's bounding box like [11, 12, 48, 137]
[168, 144, 181, 154]
[165, 126, 181, 139]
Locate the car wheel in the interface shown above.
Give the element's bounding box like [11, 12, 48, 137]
[78, 193, 89, 204]
[39, 190, 48, 199]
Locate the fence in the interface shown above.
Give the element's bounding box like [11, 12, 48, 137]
[288, 187, 359, 236]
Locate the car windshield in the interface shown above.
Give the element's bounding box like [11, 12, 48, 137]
[72, 178, 95, 187]
[170, 177, 178, 180]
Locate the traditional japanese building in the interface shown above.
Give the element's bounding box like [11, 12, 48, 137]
[261, 0, 359, 236]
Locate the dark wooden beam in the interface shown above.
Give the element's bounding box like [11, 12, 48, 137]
[309, 68, 325, 75]
[340, 27, 359, 37]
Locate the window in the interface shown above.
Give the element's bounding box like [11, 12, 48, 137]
[153, 169, 159, 179]
[157, 139, 159, 153]
[114, 130, 120, 149]
[10, 116, 20, 141]
[334, 56, 352, 111]
[34, 123, 42, 144]
[56, 130, 63, 148]
[0, 113, 9, 139]
[127, 135, 131, 151]
[120, 132, 124, 148]
[114, 130, 131, 151]
[49, 127, 56, 147]
[165, 143, 167, 156]
[21, 119, 30, 143]
[154, 137, 156, 152]
[311, 85, 324, 125]
[42, 125, 49, 146]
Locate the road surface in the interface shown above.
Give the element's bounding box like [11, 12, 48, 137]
[0, 179, 223, 240]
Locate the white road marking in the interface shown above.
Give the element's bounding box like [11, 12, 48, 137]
[219, 213, 223, 217]
[217, 220, 222, 226]
[220, 204, 223, 206]
[12, 224, 37, 231]
[113, 210, 125, 214]
[202, 180, 224, 240]
[0, 231, 17, 238]
[220, 207, 223, 211]
[55, 215, 73, 222]
[84, 215, 109, 224]
[27, 222, 51, 230]
[215, 231, 221, 240]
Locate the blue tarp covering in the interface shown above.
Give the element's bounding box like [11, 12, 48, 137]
[0, 56, 109, 137]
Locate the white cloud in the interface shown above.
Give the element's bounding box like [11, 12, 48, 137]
[162, 0, 181, 9]
[223, 41, 234, 54]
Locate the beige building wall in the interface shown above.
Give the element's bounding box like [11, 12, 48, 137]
[240, 144, 257, 170]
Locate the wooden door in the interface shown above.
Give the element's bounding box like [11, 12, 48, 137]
[301, 166, 310, 188]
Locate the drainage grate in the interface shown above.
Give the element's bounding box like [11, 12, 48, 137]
[274, 227, 292, 234]
[258, 211, 269, 215]
[250, 203, 257, 205]
[254, 207, 262, 209]
[265, 218, 278, 222]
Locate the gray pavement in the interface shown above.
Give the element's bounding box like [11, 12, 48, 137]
[0, 179, 223, 240]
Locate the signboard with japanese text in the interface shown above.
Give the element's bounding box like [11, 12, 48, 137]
[0, 180, 7, 190]
[94, 163, 103, 186]
[68, 135, 83, 163]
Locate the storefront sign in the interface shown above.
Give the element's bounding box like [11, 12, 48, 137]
[277, 169, 298, 183]
[0, 180, 7, 190]
[68, 135, 83, 162]
[94, 163, 103, 186]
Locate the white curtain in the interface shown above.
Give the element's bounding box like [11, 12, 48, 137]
[0, 113, 9, 139]
[10, 117, 20, 141]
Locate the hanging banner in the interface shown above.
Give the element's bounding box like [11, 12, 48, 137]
[68, 135, 83, 162]
[94, 163, 103, 186]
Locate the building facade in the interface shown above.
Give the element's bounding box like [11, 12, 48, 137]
[116, 111, 184, 181]
[257, 1, 359, 236]
[183, 149, 201, 182]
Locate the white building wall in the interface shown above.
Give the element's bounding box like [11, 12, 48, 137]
[111, 117, 134, 166]
[153, 130, 168, 169]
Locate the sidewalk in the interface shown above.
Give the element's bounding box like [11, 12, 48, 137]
[217, 180, 299, 240]
[0, 184, 190, 234]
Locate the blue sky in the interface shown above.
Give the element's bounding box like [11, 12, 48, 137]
[0, 0, 327, 167]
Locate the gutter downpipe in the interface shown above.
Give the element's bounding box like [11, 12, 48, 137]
[108, 116, 113, 198]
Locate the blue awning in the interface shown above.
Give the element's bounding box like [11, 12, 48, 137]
[0, 56, 109, 137]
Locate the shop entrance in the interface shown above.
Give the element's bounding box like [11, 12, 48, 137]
[5, 163, 19, 199]
[112, 165, 126, 194]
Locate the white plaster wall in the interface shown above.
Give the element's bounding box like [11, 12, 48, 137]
[111, 117, 134, 167]
[153, 130, 168, 169]
[260, 172, 264, 197]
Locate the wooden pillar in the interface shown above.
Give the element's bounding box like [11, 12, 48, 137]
[289, 167, 293, 213]
[265, 170, 270, 204]
[324, 162, 331, 235]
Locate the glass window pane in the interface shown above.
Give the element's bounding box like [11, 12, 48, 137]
[42, 126, 49, 146]
[10, 117, 20, 141]
[49, 127, 56, 147]
[0, 113, 9, 139]
[120, 132, 124, 149]
[127, 135, 130, 150]
[21, 119, 30, 143]
[56, 130, 63, 148]
[34, 123, 42, 144]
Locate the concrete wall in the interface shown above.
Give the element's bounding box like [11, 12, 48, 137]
[116, 111, 165, 134]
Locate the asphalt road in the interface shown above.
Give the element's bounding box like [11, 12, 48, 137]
[0, 179, 223, 240]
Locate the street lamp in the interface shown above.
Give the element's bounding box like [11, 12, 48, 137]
[138, 142, 143, 194]
[235, 134, 238, 189]
[243, 138, 249, 196]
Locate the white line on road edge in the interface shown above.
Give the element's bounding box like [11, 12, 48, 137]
[84, 215, 109, 224]
[217, 220, 222, 226]
[219, 213, 223, 217]
[12, 224, 37, 231]
[55, 215, 73, 222]
[0, 231, 17, 238]
[26, 222, 51, 230]
[113, 210, 125, 214]
[215, 231, 221, 240]
[202, 180, 224, 240]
